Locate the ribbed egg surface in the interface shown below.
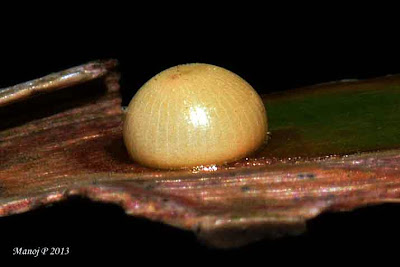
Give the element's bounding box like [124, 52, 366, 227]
[123, 63, 268, 169]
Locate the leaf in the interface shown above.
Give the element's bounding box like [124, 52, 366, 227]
[1, 62, 400, 248]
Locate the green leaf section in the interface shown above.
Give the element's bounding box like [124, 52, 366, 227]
[261, 80, 400, 158]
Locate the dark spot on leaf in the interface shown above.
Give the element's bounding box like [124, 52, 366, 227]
[326, 194, 336, 200]
[144, 184, 156, 190]
[307, 173, 315, 179]
[241, 186, 251, 192]
[297, 173, 305, 179]
[298, 173, 315, 180]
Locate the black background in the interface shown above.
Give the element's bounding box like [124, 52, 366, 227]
[1, 8, 400, 263]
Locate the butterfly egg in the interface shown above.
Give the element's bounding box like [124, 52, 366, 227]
[123, 63, 268, 169]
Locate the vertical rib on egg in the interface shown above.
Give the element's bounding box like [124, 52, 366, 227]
[123, 63, 268, 169]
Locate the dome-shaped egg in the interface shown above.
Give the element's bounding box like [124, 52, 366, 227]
[123, 63, 268, 169]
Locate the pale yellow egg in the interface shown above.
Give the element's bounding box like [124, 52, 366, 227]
[123, 63, 268, 169]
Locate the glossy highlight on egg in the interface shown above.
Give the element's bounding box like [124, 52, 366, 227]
[123, 63, 268, 169]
